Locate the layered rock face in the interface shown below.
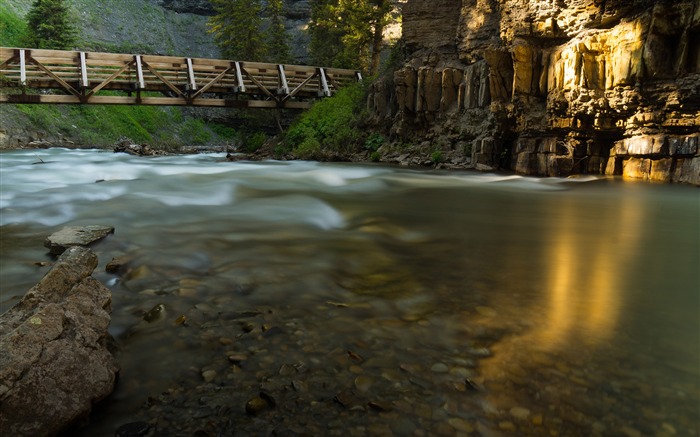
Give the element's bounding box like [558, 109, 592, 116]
[0, 247, 119, 436]
[369, 0, 700, 184]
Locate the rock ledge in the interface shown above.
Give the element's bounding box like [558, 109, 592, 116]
[0, 246, 119, 437]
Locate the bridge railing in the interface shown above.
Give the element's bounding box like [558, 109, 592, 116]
[0, 47, 362, 109]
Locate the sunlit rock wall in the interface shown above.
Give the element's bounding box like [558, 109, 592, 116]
[368, 0, 700, 184]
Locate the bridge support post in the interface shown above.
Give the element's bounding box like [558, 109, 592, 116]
[19, 49, 26, 86]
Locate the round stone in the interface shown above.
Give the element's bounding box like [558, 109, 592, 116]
[510, 406, 531, 420]
[201, 370, 216, 382]
[245, 396, 269, 415]
[431, 363, 449, 373]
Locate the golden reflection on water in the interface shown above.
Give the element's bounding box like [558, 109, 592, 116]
[538, 193, 644, 349]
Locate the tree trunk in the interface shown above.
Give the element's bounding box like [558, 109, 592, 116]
[369, 0, 386, 75]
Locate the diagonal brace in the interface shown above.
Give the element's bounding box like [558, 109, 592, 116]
[191, 67, 232, 100]
[143, 61, 185, 97]
[28, 55, 81, 97]
[282, 71, 319, 102]
[242, 66, 277, 101]
[86, 61, 134, 99]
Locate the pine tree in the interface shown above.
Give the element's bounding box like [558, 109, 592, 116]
[208, 0, 266, 62]
[24, 0, 77, 50]
[265, 0, 291, 64]
[309, 0, 346, 67]
[308, 0, 394, 73]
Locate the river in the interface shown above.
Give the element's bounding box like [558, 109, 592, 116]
[1, 148, 698, 436]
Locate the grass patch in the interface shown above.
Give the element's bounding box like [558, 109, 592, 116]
[0, 4, 28, 46]
[12, 103, 236, 150]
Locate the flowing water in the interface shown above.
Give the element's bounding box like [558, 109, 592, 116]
[1, 148, 698, 436]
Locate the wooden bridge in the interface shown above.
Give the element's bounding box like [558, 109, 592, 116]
[0, 47, 361, 109]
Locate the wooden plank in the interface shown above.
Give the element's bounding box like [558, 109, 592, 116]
[26, 48, 76, 58]
[83, 52, 136, 62]
[0, 92, 313, 108]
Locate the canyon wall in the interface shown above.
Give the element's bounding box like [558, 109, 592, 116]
[368, 0, 700, 184]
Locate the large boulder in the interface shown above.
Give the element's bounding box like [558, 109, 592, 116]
[0, 246, 119, 437]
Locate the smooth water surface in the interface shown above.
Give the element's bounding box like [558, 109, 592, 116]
[1, 148, 698, 436]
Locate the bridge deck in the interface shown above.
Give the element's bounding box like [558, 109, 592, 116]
[0, 47, 361, 109]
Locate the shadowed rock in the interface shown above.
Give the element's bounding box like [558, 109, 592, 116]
[0, 246, 119, 437]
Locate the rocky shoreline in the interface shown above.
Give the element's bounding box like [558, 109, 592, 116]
[0, 244, 119, 436]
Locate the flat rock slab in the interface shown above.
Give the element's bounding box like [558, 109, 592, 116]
[44, 225, 115, 255]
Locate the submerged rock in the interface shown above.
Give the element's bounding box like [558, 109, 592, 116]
[44, 225, 115, 255]
[0, 246, 119, 437]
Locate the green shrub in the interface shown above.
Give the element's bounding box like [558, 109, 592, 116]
[285, 82, 366, 157]
[364, 133, 384, 152]
[243, 131, 267, 152]
[296, 136, 322, 159]
[431, 150, 443, 164]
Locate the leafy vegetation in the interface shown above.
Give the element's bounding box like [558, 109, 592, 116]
[24, 0, 77, 49]
[283, 83, 369, 158]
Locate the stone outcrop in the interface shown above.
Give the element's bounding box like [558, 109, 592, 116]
[368, 0, 700, 184]
[0, 247, 119, 437]
[44, 225, 115, 256]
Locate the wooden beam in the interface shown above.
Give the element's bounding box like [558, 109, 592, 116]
[186, 58, 197, 91]
[318, 68, 330, 97]
[19, 49, 26, 85]
[79, 52, 89, 88]
[277, 64, 289, 95]
[135, 55, 145, 89]
[234, 62, 245, 92]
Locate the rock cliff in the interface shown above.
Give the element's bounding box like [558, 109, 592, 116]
[368, 0, 700, 184]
